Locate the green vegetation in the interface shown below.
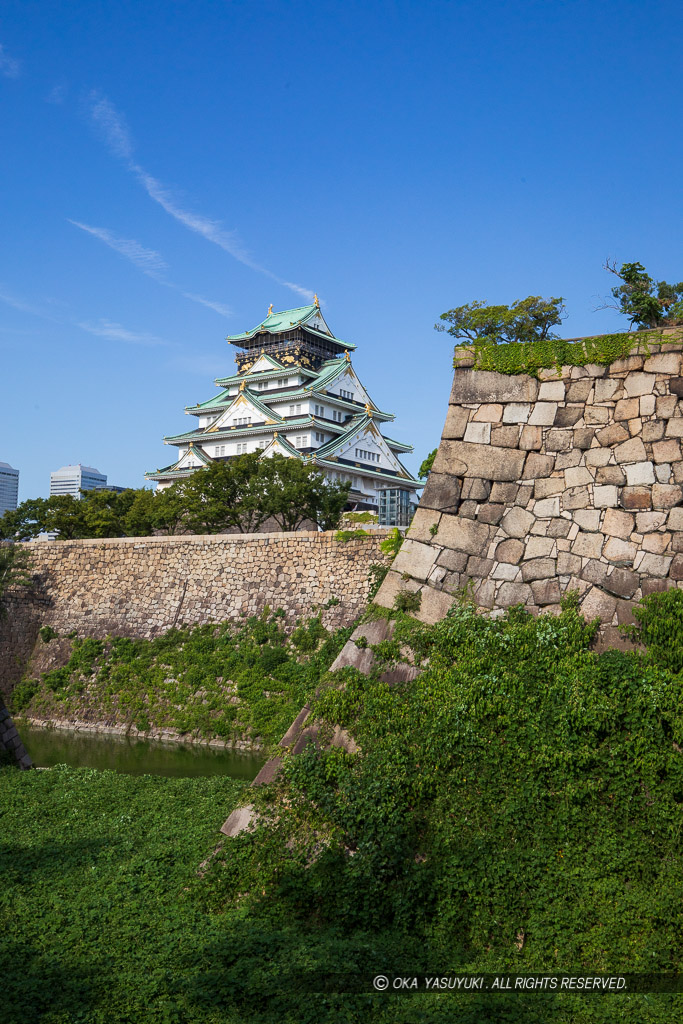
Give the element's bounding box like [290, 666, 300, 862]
[0, 454, 351, 541]
[603, 260, 683, 330]
[334, 529, 370, 542]
[12, 612, 354, 750]
[435, 295, 567, 346]
[341, 511, 378, 524]
[0, 542, 33, 616]
[418, 448, 437, 479]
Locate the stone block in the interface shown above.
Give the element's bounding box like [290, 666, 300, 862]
[667, 507, 683, 531]
[585, 446, 612, 467]
[392, 539, 438, 581]
[668, 377, 683, 397]
[611, 355, 643, 373]
[642, 532, 671, 554]
[643, 352, 682, 374]
[595, 466, 626, 485]
[636, 511, 668, 532]
[603, 567, 638, 598]
[523, 536, 554, 559]
[473, 578, 496, 609]
[491, 562, 521, 580]
[614, 397, 640, 421]
[584, 406, 610, 424]
[374, 570, 419, 611]
[490, 482, 519, 503]
[441, 405, 470, 439]
[581, 587, 617, 623]
[573, 509, 602, 531]
[538, 381, 565, 401]
[594, 485, 619, 508]
[621, 462, 653, 488]
[613, 437, 647, 464]
[419, 472, 462, 513]
[602, 508, 634, 539]
[641, 578, 675, 596]
[665, 419, 683, 438]
[450, 369, 539, 405]
[640, 394, 656, 417]
[656, 395, 678, 418]
[567, 380, 593, 402]
[494, 538, 525, 564]
[431, 441, 526, 481]
[571, 531, 604, 558]
[413, 585, 455, 625]
[472, 403, 503, 422]
[476, 503, 506, 525]
[534, 478, 564, 498]
[497, 581, 533, 607]
[561, 486, 590, 510]
[463, 421, 492, 444]
[534, 496, 561, 518]
[621, 486, 652, 510]
[653, 439, 682, 463]
[435, 515, 492, 555]
[655, 464, 672, 483]
[624, 372, 657, 397]
[557, 551, 581, 574]
[454, 498, 476, 518]
[553, 406, 583, 427]
[522, 453, 555, 479]
[546, 429, 573, 452]
[501, 506, 535, 539]
[594, 378, 620, 402]
[636, 552, 673, 577]
[519, 424, 543, 450]
[220, 804, 258, 836]
[603, 536, 637, 563]
[670, 532, 683, 552]
[528, 402, 557, 425]
[462, 478, 491, 501]
[531, 579, 561, 604]
[573, 427, 595, 449]
[652, 484, 683, 509]
[503, 403, 531, 423]
[467, 555, 494, 576]
[491, 425, 522, 447]
[564, 466, 592, 488]
[596, 423, 630, 446]
[642, 421, 665, 442]
[436, 548, 468, 572]
[407, 508, 441, 543]
[670, 555, 683, 580]
[580, 559, 609, 586]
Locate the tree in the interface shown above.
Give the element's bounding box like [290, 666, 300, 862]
[0, 498, 50, 541]
[435, 295, 566, 345]
[256, 455, 350, 532]
[0, 544, 33, 617]
[602, 260, 683, 330]
[177, 453, 268, 534]
[419, 449, 437, 479]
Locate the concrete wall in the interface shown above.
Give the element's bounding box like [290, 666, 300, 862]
[0, 530, 390, 696]
[376, 336, 683, 640]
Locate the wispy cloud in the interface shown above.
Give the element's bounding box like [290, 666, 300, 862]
[77, 318, 170, 346]
[68, 220, 168, 279]
[68, 219, 232, 317]
[0, 44, 20, 79]
[46, 83, 68, 105]
[87, 90, 315, 302]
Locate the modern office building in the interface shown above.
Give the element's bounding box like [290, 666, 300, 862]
[146, 301, 420, 515]
[49, 465, 107, 498]
[0, 462, 19, 515]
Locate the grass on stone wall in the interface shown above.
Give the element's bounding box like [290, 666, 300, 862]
[11, 612, 354, 750]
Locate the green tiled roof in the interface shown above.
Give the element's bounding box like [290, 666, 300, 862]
[226, 304, 355, 350]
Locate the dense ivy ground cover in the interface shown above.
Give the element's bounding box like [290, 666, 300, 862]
[12, 613, 353, 750]
[3, 595, 683, 1022]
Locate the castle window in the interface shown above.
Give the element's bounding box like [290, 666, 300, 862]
[236, 442, 248, 454]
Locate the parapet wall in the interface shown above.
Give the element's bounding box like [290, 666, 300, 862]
[376, 340, 683, 637]
[0, 530, 389, 697]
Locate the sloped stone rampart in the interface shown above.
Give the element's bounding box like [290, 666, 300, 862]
[376, 337, 683, 637]
[0, 704, 32, 768]
[0, 531, 390, 697]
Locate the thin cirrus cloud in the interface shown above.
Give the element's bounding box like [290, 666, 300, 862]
[76, 319, 170, 347]
[88, 92, 315, 302]
[0, 43, 21, 79]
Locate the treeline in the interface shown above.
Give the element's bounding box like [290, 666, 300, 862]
[0, 454, 351, 540]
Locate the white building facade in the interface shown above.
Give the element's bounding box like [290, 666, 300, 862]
[50, 464, 107, 498]
[146, 302, 420, 512]
[0, 462, 19, 515]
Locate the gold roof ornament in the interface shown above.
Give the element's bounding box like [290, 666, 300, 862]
[273, 431, 278, 438]
[345, 351, 351, 362]
[268, 304, 273, 315]
[239, 381, 246, 391]
[365, 403, 373, 417]
[313, 293, 320, 308]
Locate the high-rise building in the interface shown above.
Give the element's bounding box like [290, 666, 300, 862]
[50, 465, 107, 498]
[0, 462, 19, 515]
[146, 301, 420, 515]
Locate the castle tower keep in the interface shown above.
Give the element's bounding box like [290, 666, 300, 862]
[375, 330, 683, 642]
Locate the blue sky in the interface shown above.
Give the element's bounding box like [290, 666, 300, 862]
[2, 0, 682, 499]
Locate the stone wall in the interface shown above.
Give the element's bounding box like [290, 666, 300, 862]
[0, 530, 389, 696]
[376, 338, 683, 639]
[0, 705, 32, 768]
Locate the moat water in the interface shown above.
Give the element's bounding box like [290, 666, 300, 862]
[17, 723, 265, 780]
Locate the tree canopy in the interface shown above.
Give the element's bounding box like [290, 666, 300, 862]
[603, 260, 683, 330]
[435, 295, 566, 345]
[0, 453, 351, 542]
